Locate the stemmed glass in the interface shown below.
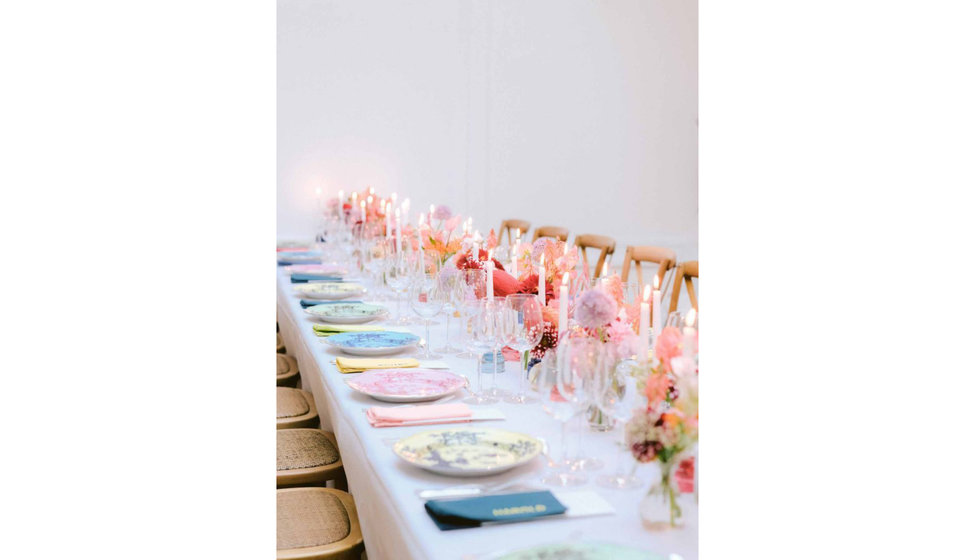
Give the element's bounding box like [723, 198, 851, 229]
[462, 299, 500, 405]
[454, 270, 486, 358]
[384, 246, 412, 324]
[536, 345, 587, 487]
[434, 269, 462, 354]
[409, 270, 446, 359]
[595, 359, 644, 489]
[487, 296, 511, 399]
[502, 294, 543, 404]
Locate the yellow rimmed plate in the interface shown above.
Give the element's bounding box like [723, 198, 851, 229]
[393, 427, 542, 477]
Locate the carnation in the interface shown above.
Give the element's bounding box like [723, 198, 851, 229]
[574, 288, 617, 329]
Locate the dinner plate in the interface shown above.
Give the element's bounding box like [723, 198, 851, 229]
[487, 541, 666, 560]
[345, 369, 465, 402]
[325, 331, 420, 356]
[305, 303, 387, 324]
[293, 282, 367, 300]
[285, 264, 348, 276]
[277, 251, 323, 264]
[393, 427, 542, 477]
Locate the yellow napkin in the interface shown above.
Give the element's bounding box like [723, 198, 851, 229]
[312, 324, 385, 337]
[335, 357, 420, 373]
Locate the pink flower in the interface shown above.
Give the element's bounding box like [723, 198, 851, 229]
[433, 205, 453, 220]
[573, 288, 617, 329]
[444, 214, 462, 232]
[655, 326, 683, 365]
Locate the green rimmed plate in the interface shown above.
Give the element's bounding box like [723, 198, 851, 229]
[393, 427, 542, 477]
[293, 282, 367, 300]
[305, 303, 388, 324]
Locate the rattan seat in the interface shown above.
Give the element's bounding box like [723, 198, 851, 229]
[277, 429, 345, 488]
[278, 354, 301, 387]
[277, 487, 363, 560]
[277, 387, 319, 429]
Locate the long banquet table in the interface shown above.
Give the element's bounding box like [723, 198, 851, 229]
[277, 267, 698, 560]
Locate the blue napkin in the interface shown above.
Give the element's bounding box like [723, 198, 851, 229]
[300, 299, 363, 308]
[424, 491, 567, 531]
[290, 274, 344, 283]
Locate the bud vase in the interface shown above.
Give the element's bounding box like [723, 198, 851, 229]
[638, 459, 684, 530]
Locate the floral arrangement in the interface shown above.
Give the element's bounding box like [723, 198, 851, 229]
[627, 324, 699, 528]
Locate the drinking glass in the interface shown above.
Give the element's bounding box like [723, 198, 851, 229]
[487, 296, 511, 398]
[564, 338, 607, 472]
[434, 270, 462, 354]
[384, 247, 412, 324]
[536, 344, 587, 487]
[462, 300, 500, 405]
[455, 270, 486, 358]
[502, 294, 543, 404]
[410, 271, 446, 359]
[595, 358, 644, 489]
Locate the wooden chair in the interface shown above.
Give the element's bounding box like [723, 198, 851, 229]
[277, 354, 301, 387]
[575, 234, 616, 279]
[532, 226, 569, 242]
[277, 387, 319, 429]
[277, 332, 286, 354]
[620, 246, 677, 299]
[668, 260, 699, 314]
[499, 219, 531, 246]
[277, 487, 364, 560]
[277, 429, 346, 490]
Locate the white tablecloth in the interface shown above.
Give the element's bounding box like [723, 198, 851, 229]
[277, 268, 698, 560]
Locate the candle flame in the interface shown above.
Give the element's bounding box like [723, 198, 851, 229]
[395, 208, 400, 218]
[367, 195, 373, 205]
[429, 204, 435, 214]
[562, 272, 569, 285]
[643, 284, 652, 302]
[601, 262, 608, 277]
[685, 309, 697, 327]
[359, 200, 365, 208]
[368, 186, 375, 195]
[540, 255, 545, 266]
[391, 192, 398, 202]
[654, 274, 660, 290]
[315, 187, 322, 195]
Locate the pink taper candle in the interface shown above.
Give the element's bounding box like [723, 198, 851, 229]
[558, 272, 569, 336]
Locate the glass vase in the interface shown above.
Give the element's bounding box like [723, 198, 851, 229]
[638, 460, 684, 530]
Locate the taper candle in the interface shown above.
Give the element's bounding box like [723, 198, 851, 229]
[683, 309, 697, 359]
[485, 257, 494, 299]
[538, 256, 546, 306]
[558, 272, 569, 336]
[640, 284, 652, 364]
[653, 274, 663, 344]
[395, 209, 402, 256]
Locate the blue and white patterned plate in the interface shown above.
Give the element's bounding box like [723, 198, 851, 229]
[487, 542, 668, 560]
[325, 330, 420, 356]
[393, 427, 542, 477]
[304, 303, 388, 324]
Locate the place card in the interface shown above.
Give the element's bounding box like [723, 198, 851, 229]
[424, 491, 567, 530]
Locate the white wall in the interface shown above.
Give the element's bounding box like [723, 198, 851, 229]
[278, 0, 698, 263]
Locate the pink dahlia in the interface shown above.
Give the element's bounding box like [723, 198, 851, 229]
[573, 288, 617, 329]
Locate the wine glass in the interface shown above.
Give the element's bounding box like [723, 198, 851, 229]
[595, 358, 644, 489]
[486, 296, 511, 399]
[563, 338, 607, 472]
[434, 269, 462, 354]
[384, 246, 412, 324]
[454, 269, 486, 358]
[535, 344, 587, 487]
[503, 294, 543, 404]
[462, 299, 500, 405]
[410, 271, 446, 359]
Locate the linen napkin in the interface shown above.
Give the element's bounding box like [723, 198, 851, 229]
[300, 299, 363, 309]
[335, 357, 420, 373]
[366, 403, 471, 428]
[290, 274, 344, 283]
[424, 491, 567, 531]
[312, 324, 385, 337]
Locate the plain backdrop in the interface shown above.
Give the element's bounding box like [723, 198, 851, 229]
[278, 0, 698, 262]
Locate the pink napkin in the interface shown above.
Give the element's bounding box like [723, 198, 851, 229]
[366, 403, 472, 428]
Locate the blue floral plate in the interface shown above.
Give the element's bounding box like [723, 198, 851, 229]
[325, 330, 420, 356]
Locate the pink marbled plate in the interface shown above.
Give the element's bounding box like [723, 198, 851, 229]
[345, 369, 466, 403]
